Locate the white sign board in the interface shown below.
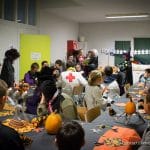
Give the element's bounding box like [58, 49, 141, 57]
[31, 52, 41, 60]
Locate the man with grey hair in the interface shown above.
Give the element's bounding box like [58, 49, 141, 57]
[84, 49, 98, 77]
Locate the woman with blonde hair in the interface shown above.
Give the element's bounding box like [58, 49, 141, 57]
[84, 70, 107, 110]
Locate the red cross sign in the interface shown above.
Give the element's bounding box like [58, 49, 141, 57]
[66, 73, 75, 82]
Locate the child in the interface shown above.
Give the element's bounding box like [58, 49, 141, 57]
[55, 121, 85, 150]
[84, 70, 107, 110]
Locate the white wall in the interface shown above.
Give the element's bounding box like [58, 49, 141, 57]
[39, 11, 79, 63]
[79, 21, 150, 66]
[0, 11, 79, 80]
[1, 14, 150, 82]
[0, 19, 39, 81]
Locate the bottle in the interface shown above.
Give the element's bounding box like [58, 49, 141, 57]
[109, 107, 116, 116]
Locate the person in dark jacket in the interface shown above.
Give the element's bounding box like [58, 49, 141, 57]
[102, 66, 120, 103]
[0, 48, 20, 87]
[112, 66, 126, 96]
[37, 79, 64, 116]
[84, 49, 98, 77]
[26, 66, 59, 115]
[55, 121, 85, 150]
[25, 86, 41, 115]
[24, 62, 39, 86]
[119, 51, 133, 85]
[0, 123, 25, 150]
[0, 79, 24, 150]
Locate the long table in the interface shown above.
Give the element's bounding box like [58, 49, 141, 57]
[25, 97, 148, 150]
[1, 86, 149, 150]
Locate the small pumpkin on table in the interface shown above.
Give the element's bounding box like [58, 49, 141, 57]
[125, 93, 136, 115]
[45, 111, 62, 134]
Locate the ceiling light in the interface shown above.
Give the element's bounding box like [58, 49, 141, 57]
[106, 13, 149, 19]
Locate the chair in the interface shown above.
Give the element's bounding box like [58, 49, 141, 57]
[125, 83, 131, 92]
[72, 85, 85, 106]
[77, 106, 87, 121]
[77, 106, 101, 122]
[84, 106, 101, 122]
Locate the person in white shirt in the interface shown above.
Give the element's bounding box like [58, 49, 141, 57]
[58, 67, 87, 96]
[139, 68, 150, 88]
[84, 70, 107, 110]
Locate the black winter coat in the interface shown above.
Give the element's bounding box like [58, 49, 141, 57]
[0, 58, 15, 87]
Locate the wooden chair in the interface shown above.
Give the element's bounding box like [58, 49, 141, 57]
[77, 106, 87, 121]
[84, 106, 101, 122]
[72, 85, 85, 106]
[125, 83, 131, 92]
[77, 106, 101, 122]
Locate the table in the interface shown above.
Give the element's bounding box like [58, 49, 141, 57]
[1, 86, 149, 150]
[24, 113, 147, 150]
[25, 99, 148, 150]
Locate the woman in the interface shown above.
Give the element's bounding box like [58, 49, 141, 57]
[37, 79, 64, 116]
[37, 79, 78, 120]
[0, 48, 20, 87]
[84, 70, 107, 110]
[24, 62, 39, 86]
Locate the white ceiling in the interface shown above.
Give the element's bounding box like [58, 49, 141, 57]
[40, 0, 150, 23]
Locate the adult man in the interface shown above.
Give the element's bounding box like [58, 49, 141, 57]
[139, 68, 150, 87]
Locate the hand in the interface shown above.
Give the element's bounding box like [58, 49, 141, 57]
[138, 82, 144, 87]
[102, 87, 109, 94]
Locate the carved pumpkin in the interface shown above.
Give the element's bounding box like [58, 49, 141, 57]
[125, 97, 136, 115]
[45, 112, 62, 134]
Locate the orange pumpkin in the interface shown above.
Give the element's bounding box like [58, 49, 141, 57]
[125, 97, 136, 115]
[45, 112, 62, 134]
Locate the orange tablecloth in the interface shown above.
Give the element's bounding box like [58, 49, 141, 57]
[93, 126, 141, 150]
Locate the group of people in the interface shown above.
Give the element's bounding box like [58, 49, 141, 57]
[66, 49, 98, 78]
[0, 48, 150, 150]
[0, 79, 85, 150]
[0, 48, 150, 117]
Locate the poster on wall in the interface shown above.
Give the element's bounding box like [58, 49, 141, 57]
[31, 52, 41, 60]
[20, 34, 51, 80]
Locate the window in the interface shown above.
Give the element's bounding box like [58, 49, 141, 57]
[115, 41, 131, 65]
[4, 0, 15, 21]
[0, 0, 3, 18]
[28, 0, 36, 25]
[17, 0, 26, 24]
[134, 38, 150, 64]
[1, 0, 37, 25]
[115, 41, 131, 50]
[134, 38, 150, 50]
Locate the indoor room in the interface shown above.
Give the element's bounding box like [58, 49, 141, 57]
[0, 0, 150, 150]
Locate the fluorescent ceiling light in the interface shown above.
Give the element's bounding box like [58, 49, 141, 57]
[106, 13, 149, 19]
